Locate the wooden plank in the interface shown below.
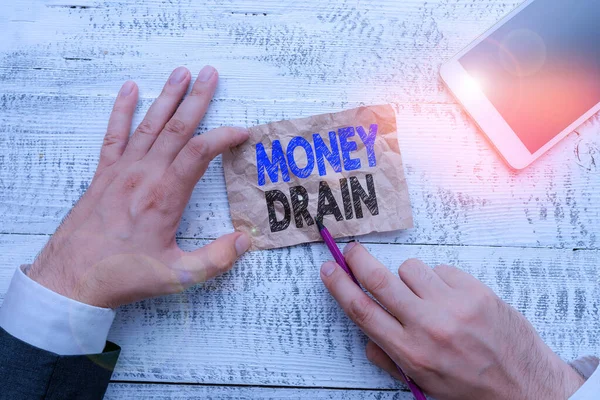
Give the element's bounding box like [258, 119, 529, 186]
[1, 0, 598, 397]
[1, 94, 599, 248]
[1, 0, 522, 104]
[104, 384, 410, 399]
[0, 233, 597, 388]
[2, 0, 600, 249]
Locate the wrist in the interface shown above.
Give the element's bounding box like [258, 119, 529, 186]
[534, 357, 586, 399]
[28, 259, 81, 304]
[515, 353, 585, 400]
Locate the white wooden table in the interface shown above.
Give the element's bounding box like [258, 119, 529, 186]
[1, 0, 599, 398]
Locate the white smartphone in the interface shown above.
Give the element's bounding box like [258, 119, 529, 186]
[441, 0, 600, 169]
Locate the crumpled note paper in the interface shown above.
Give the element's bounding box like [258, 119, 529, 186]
[222, 104, 413, 250]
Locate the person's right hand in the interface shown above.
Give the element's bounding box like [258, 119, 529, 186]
[320, 242, 584, 400]
[27, 66, 251, 309]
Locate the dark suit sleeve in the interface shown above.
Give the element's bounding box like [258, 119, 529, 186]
[0, 327, 120, 400]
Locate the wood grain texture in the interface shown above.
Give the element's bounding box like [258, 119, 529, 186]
[1, 0, 522, 103]
[1, 0, 600, 249]
[104, 384, 411, 399]
[0, 234, 598, 388]
[1, 0, 600, 397]
[1, 95, 599, 248]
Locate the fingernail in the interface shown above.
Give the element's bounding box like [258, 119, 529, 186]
[198, 65, 216, 82]
[119, 81, 135, 97]
[235, 233, 251, 256]
[343, 240, 358, 254]
[321, 261, 337, 277]
[169, 66, 189, 85]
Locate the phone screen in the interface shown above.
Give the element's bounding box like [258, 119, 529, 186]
[459, 0, 600, 153]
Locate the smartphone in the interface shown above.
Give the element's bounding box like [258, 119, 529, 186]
[440, 0, 600, 169]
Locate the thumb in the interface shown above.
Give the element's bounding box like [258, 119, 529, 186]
[174, 232, 251, 288]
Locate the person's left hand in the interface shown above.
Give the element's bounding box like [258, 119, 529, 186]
[27, 66, 251, 309]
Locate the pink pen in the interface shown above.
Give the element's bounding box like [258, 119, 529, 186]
[317, 219, 427, 400]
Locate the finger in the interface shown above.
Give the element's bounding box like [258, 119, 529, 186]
[433, 264, 476, 289]
[145, 65, 218, 166]
[365, 340, 406, 382]
[99, 81, 138, 169]
[164, 126, 249, 201]
[173, 232, 250, 288]
[342, 242, 420, 321]
[122, 66, 191, 161]
[320, 261, 406, 350]
[398, 258, 450, 299]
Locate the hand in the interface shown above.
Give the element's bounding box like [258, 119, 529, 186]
[28, 66, 251, 309]
[320, 242, 584, 400]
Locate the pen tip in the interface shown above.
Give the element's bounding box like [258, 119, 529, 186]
[316, 219, 325, 231]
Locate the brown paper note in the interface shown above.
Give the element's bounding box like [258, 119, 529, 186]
[223, 104, 413, 250]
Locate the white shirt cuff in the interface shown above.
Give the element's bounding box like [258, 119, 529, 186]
[570, 357, 600, 399]
[0, 265, 116, 355]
